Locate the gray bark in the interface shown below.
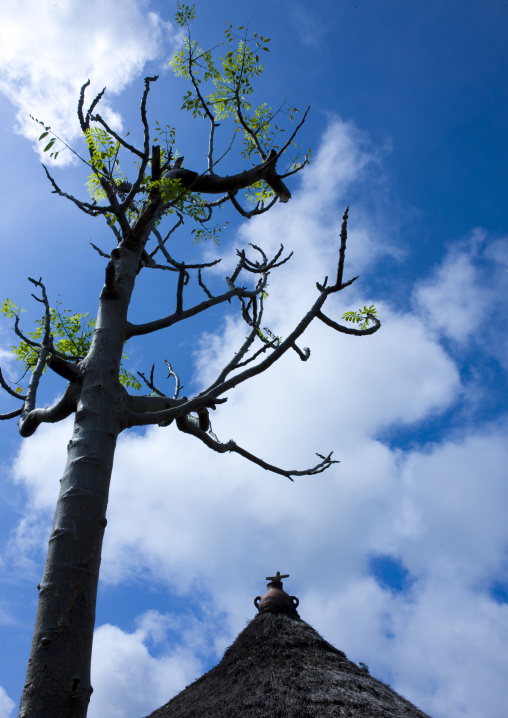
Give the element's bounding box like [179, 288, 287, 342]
[18, 245, 141, 718]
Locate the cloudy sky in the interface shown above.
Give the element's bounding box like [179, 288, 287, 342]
[0, 1, 507, 717]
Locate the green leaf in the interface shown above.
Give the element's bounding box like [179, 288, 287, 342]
[39, 131, 49, 141]
[43, 139, 56, 152]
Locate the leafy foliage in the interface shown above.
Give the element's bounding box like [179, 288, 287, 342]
[29, 116, 63, 161]
[1, 300, 141, 391]
[84, 127, 126, 201]
[341, 305, 378, 330]
[170, 4, 311, 202]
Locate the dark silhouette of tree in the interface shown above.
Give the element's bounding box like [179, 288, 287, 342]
[1, 7, 380, 717]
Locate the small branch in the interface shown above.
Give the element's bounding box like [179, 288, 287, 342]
[275, 106, 310, 159]
[126, 394, 187, 413]
[291, 342, 310, 361]
[317, 312, 381, 336]
[235, 336, 279, 368]
[210, 323, 261, 390]
[176, 265, 189, 314]
[0, 367, 26, 400]
[77, 80, 106, 131]
[18, 382, 80, 438]
[186, 47, 218, 174]
[19, 278, 52, 426]
[243, 243, 292, 273]
[42, 166, 108, 217]
[141, 77, 159, 158]
[234, 87, 267, 161]
[0, 408, 23, 421]
[13, 315, 81, 364]
[175, 415, 339, 480]
[86, 88, 107, 127]
[201, 292, 329, 401]
[198, 269, 213, 299]
[336, 206, 349, 288]
[165, 360, 182, 400]
[202, 193, 231, 212]
[137, 367, 166, 398]
[116, 76, 159, 219]
[77, 80, 91, 130]
[126, 285, 261, 339]
[281, 155, 309, 180]
[89, 241, 111, 259]
[151, 219, 184, 262]
[90, 113, 145, 158]
[228, 191, 277, 219]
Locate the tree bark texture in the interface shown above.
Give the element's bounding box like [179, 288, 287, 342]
[18, 245, 141, 718]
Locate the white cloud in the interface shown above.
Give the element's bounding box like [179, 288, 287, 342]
[6, 118, 508, 718]
[0, 687, 15, 718]
[0, 0, 179, 164]
[89, 610, 210, 718]
[12, 418, 71, 514]
[414, 228, 508, 353]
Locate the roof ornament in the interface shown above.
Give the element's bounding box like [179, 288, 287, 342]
[254, 571, 300, 615]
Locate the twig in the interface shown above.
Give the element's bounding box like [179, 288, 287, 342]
[165, 360, 182, 399]
[0, 367, 26, 400]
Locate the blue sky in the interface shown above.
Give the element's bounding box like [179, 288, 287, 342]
[0, 1, 507, 716]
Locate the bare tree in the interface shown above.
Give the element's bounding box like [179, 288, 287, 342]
[1, 9, 380, 718]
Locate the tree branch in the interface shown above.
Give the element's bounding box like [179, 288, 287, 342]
[175, 415, 339, 480]
[203, 292, 328, 401]
[42, 166, 107, 217]
[0, 366, 26, 400]
[0, 407, 23, 421]
[186, 41, 218, 173]
[335, 205, 349, 288]
[118, 76, 159, 214]
[18, 381, 80, 438]
[150, 219, 185, 262]
[164, 360, 182, 399]
[317, 311, 381, 336]
[275, 106, 310, 160]
[19, 278, 52, 429]
[89, 113, 145, 158]
[161, 148, 291, 203]
[126, 394, 188, 414]
[123, 392, 227, 429]
[126, 285, 260, 339]
[47, 355, 82, 382]
[228, 191, 277, 219]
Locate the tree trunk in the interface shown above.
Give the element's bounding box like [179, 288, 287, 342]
[18, 244, 141, 718]
[18, 411, 119, 718]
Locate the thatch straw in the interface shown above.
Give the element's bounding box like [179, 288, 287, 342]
[146, 611, 430, 717]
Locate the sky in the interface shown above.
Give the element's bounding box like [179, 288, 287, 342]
[0, 1, 507, 717]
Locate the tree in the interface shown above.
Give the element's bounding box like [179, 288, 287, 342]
[0, 7, 380, 718]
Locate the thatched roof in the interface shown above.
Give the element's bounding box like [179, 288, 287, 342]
[145, 611, 430, 718]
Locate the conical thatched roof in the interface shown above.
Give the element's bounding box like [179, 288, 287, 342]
[146, 576, 430, 718]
